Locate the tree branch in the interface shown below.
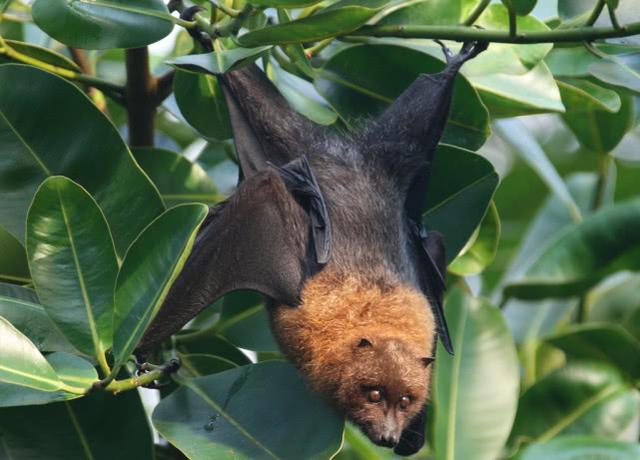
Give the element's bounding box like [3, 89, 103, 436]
[125, 47, 157, 147]
[346, 21, 640, 44]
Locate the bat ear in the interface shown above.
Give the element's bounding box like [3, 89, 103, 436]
[421, 356, 435, 368]
[367, 41, 488, 198]
[394, 405, 427, 456]
[219, 64, 323, 179]
[357, 338, 373, 348]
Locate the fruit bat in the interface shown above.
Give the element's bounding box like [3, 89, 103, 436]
[137, 39, 487, 456]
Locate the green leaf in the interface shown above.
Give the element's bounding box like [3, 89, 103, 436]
[589, 59, 640, 95]
[0, 388, 154, 459]
[113, 204, 208, 367]
[153, 361, 344, 460]
[545, 324, 640, 380]
[477, 4, 552, 69]
[173, 70, 232, 141]
[176, 334, 252, 366]
[433, 288, 519, 460]
[0, 64, 164, 256]
[315, 44, 490, 150]
[0, 352, 96, 407]
[511, 0, 537, 15]
[494, 119, 582, 221]
[505, 198, 640, 300]
[247, 0, 322, 5]
[424, 145, 499, 263]
[215, 291, 279, 352]
[560, 87, 635, 154]
[516, 436, 640, 460]
[0, 283, 38, 303]
[377, 0, 476, 26]
[32, 0, 173, 49]
[449, 201, 501, 275]
[0, 296, 74, 353]
[268, 64, 338, 126]
[0, 316, 62, 392]
[558, 78, 622, 113]
[26, 176, 118, 358]
[588, 273, 640, 339]
[132, 148, 220, 206]
[470, 62, 564, 118]
[509, 361, 640, 446]
[237, 0, 389, 47]
[0, 40, 80, 71]
[0, 224, 29, 285]
[167, 46, 272, 75]
[178, 353, 238, 379]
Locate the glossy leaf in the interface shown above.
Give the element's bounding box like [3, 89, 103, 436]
[433, 288, 519, 460]
[32, 0, 173, 49]
[545, 324, 640, 380]
[0, 65, 164, 256]
[132, 148, 220, 206]
[509, 361, 640, 446]
[505, 198, 640, 300]
[478, 4, 552, 69]
[153, 361, 344, 460]
[178, 354, 238, 379]
[0, 316, 62, 392]
[0, 296, 74, 353]
[237, 0, 389, 47]
[495, 119, 582, 221]
[449, 201, 501, 275]
[558, 78, 622, 113]
[0, 388, 154, 459]
[0, 224, 29, 284]
[315, 44, 490, 150]
[511, 0, 537, 15]
[268, 64, 338, 126]
[26, 177, 118, 358]
[424, 145, 499, 262]
[0, 40, 80, 71]
[216, 291, 279, 352]
[176, 334, 252, 366]
[469, 62, 564, 118]
[516, 436, 640, 460]
[560, 88, 635, 154]
[589, 59, 640, 95]
[588, 272, 640, 338]
[113, 204, 208, 367]
[0, 283, 38, 303]
[173, 70, 232, 141]
[377, 0, 476, 26]
[167, 47, 272, 75]
[247, 0, 322, 5]
[0, 352, 96, 408]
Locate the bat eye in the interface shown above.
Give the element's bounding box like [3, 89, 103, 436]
[368, 389, 382, 403]
[399, 395, 411, 409]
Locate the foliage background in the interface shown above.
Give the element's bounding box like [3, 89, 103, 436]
[0, 0, 639, 459]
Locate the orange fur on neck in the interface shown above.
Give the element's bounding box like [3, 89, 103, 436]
[270, 271, 436, 415]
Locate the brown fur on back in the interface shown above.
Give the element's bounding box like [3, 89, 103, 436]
[270, 270, 436, 420]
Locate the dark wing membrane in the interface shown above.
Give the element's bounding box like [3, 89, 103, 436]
[219, 65, 321, 179]
[412, 223, 452, 354]
[136, 167, 315, 356]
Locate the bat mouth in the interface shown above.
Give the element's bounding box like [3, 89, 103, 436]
[359, 422, 399, 448]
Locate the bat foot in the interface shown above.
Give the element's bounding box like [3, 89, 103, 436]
[434, 40, 455, 63]
[180, 6, 214, 52]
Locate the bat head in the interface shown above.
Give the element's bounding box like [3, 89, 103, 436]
[271, 273, 436, 451]
[341, 336, 434, 447]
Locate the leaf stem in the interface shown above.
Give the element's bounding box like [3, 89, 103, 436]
[209, 0, 240, 18]
[104, 369, 163, 393]
[97, 350, 111, 378]
[606, 2, 622, 30]
[502, 0, 517, 37]
[346, 21, 640, 44]
[592, 154, 613, 211]
[60, 383, 89, 395]
[586, 0, 606, 26]
[462, 0, 491, 26]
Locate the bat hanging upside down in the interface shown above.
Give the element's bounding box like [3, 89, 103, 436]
[137, 39, 487, 456]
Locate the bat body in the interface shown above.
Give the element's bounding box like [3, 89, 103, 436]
[138, 40, 487, 456]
